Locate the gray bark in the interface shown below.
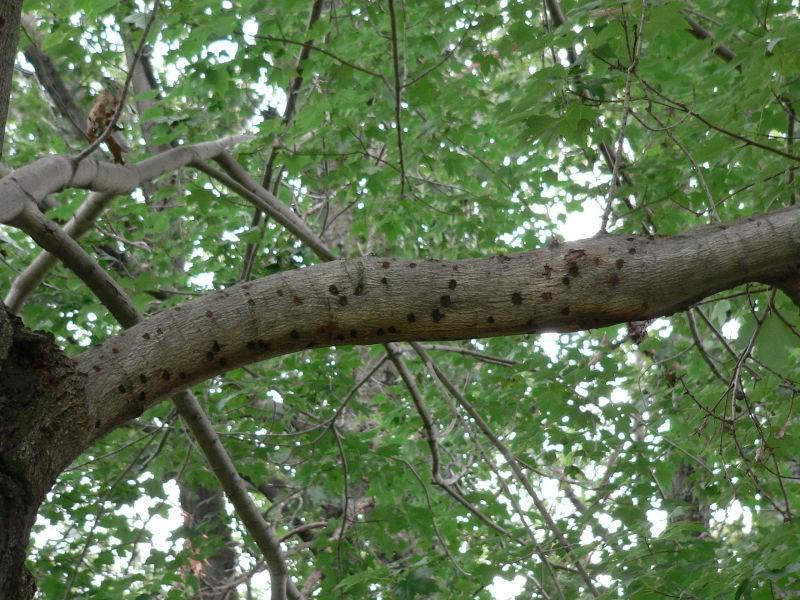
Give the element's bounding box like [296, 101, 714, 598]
[73, 207, 800, 439]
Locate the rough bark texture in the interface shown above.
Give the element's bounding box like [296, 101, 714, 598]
[75, 208, 800, 439]
[0, 306, 89, 600]
[0, 0, 23, 158]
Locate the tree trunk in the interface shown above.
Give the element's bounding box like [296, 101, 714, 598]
[0, 306, 89, 599]
[0, 0, 23, 158]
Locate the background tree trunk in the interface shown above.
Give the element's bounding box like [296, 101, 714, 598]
[0, 0, 23, 158]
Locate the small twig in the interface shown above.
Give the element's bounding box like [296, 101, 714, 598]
[685, 310, 726, 382]
[634, 106, 720, 222]
[693, 306, 760, 380]
[382, 453, 470, 576]
[387, 0, 406, 198]
[252, 34, 384, 80]
[404, 12, 475, 88]
[241, 0, 323, 279]
[74, 0, 160, 163]
[418, 343, 521, 366]
[410, 342, 599, 596]
[332, 426, 350, 594]
[279, 522, 327, 542]
[385, 343, 511, 536]
[62, 425, 165, 599]
[600, 2, 647, 233]
[639, 78, 800, 165]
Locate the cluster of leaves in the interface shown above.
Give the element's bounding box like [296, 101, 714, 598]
[3, 0, 800, 598]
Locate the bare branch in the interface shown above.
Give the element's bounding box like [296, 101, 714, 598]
[20, 13, 87, 142]
[411, 342, 598, 595]
[683, 14, 736, 63]
[4, 136, 252, 311]
[241, 0, 325, 281]
[252, 34, 384, 80]
[194, 157, 336, 261]
[600, 2, 647, 233]
[385, 342, 512, 536]
[685, 309, 726, 383]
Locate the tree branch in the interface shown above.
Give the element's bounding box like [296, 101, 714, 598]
[72, 206, 800, 438]
[2, 139, 300, 600]
[3, 137, 251, 311]
[20, 13, 87, 143]
[239, 0, 323, 281]
[387, 0, 406, 198]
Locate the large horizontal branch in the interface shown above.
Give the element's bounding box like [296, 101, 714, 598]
[76, 207, 800, 438]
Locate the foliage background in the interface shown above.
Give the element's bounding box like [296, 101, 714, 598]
[3, 0, 800, 597]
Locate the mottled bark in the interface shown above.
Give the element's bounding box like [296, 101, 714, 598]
[75, 208, 800, 438]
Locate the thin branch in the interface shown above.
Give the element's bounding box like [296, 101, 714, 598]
[385, 342, 512, 537]
[8, 202, 140, 326]
[240, 0, 324, 280]
[411, 342, 599, 596]
[381, 454, 470, 577]
[75, 0, 160, 163]
[6, 179, 300, 600]
[252, 34, 384, 80]
[61, 421, 165, 599]
[20, 12, 88, 143]
[685, 310, 726, 383]
[193, 157, 337, 261]
[634, 107, 720, 222]
[693, 306, 760, 380]
[639, 78, 800, 165]
[785, 98, 797, 205]
[404, 16, 474, 88]
[682, 13, 736, 63]
[174, 389, 302, 600]
[600, 2, 647, 233]
[418, 343, 521, 366]
[387, 0, 406, 198]
[4, 136, 252, 312]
